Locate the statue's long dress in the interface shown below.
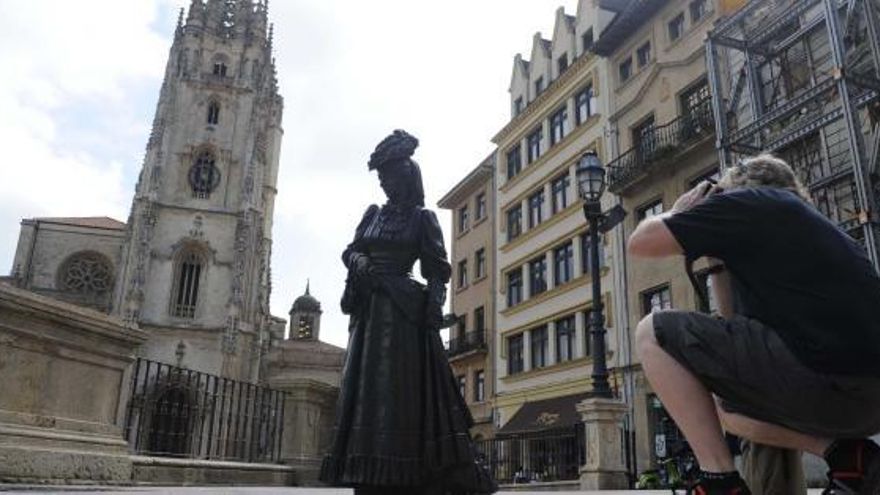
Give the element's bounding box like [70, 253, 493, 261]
[320, 204, 495, 494]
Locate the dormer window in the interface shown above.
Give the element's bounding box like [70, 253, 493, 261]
[557, 55, 569, 76]
[535, 77, 545, 97]
[582, 29, 594, 54]
[514, 97, 524, 116]
[207, 101, 220, 125]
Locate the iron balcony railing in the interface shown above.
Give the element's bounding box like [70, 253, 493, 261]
[124, 358, 286, 463]
[607, 100, 715, 193]
[446, 330, 488, 357]
[474, 425, 586, 485]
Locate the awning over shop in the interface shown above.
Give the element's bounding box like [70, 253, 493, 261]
[497, 393, 591, 436]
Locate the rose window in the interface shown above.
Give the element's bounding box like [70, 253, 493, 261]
[61, 253, 113, 294]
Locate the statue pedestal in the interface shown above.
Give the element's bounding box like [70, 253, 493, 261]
[577, 396, 630, 490]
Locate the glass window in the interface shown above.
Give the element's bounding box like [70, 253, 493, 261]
[575, 86, 595, 125]
[476, 193, 487, 220]
[474, 306, 485, 333]
[514, 97, 524, 116]
[637, 41, 652, 67]
[474, 370, 485, 402]
[551, 173, 570, 214]
[456, 315, 467, 340]
[582, 29, 594, 53]
[508, 334, 524, 375]
[535, 76, 545, 96]
[507, 205, 522, 241]
[581, 234, 606, 274]
[507, 269, 523, 307]
[690, 0, 707, 22]
[556, 316, 575, 362]
[642, 285, 673, 315]
[619, 58, 633, 82]
[689, 167, 721, 188]
[458, 259, 468, 288]
[528, 190, 544, 228]
[557, 54, 569, 75]
[550, 106, 568, 145]
[637, 199, 664, 220]
[669, 13, 685, 41]
[458, 375, 466, 398]
[633, 116, 657, 158]
[475, 248, 486, 279]
[527, 127, 543, 163]
[458, 206, 469, 232]
[554, 242, 574, 285]
[506, 146, 522, 180]
[529, 256, 548, 296]
[531, 325, 548, 369]
[696, 272, 719, 314]
[207, 101, 220, 125]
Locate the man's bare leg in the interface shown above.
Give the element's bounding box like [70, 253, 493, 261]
[635, 314, 735, 472]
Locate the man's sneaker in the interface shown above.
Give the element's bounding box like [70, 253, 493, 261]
[689, 476, 751, 495]
[823, 439, 880, 495]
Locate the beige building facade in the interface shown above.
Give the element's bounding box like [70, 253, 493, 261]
[438, 154, 497, 440]
[490, 1, 620, 436]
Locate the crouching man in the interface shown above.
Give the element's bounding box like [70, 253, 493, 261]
[628, 155, 880, 494]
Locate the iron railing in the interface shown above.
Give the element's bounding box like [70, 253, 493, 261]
[124, 358, 286, 463]
[607, 100, 715, 193]
[446, 330, 488, 357]
[474, 425, 586, 485]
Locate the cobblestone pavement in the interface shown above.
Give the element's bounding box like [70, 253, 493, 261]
[0, 487, 828, 494]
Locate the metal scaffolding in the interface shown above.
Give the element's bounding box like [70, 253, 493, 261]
[706, 0, 880, 268]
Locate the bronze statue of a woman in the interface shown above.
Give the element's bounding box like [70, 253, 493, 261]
[319, 130, 496, 495]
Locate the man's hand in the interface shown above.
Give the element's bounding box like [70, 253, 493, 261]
[671, 180, 716, 214]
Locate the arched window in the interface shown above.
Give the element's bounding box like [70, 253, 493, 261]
[207, 101, 220, 125]
[58, 251, 114, 294]
[189, 150, 221, 199]
[170, 248, 204, 318]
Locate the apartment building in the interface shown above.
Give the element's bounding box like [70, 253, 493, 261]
[438, 154, 497, 440]
[491, 1, 619, 439]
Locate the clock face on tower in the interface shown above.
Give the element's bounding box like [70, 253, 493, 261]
[189, 151, 221, 198]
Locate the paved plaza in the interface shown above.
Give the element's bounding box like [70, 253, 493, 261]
[0, 487, 829, 494]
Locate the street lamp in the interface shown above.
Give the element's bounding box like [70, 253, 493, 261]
[575, 150, 626, 399]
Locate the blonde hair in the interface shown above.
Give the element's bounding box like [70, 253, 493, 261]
[718, 154, 810, 201]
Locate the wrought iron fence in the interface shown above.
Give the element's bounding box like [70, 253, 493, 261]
[608, 100, 715, 192]
[124, 358, 286, 463]
[446, 330, 488, 357]
[474, 425, 585, 485]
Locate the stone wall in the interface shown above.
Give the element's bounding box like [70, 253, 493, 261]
[0, 282, 146, 484]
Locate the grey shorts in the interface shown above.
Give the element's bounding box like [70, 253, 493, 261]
[653, 310, 880, 438]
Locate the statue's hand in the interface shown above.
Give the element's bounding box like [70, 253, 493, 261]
[352, 254, 373, 278]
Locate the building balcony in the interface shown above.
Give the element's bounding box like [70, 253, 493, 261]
[446, 330, 488, 359]
[607, 100, 715, 194]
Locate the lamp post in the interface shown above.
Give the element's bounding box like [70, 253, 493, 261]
[575, 150, 626, 399]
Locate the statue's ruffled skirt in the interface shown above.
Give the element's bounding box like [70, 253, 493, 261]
[319, 292, 496, 494]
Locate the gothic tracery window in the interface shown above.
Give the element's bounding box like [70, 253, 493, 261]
[189, 150, 221, 199]
[171, 249, 204, 319]
[59, 252, 113, 294]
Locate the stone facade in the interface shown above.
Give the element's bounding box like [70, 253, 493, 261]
[0, 282, 146, 484]
[438, 153, 497, 440]
[112, 0, 284, 381]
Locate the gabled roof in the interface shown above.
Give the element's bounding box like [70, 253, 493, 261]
[32, 216, 126, 230]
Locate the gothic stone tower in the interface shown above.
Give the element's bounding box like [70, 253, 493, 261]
[114, 0, 283, 381]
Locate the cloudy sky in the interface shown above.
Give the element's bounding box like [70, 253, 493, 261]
[0, 0, 577, 348]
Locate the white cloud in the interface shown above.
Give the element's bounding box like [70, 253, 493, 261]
[0, 0, 575, 349]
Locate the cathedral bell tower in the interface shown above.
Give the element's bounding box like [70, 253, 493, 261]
[114, 0, 284, 380]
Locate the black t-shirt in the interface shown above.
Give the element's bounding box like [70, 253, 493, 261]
[663, 187, 880, 376]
